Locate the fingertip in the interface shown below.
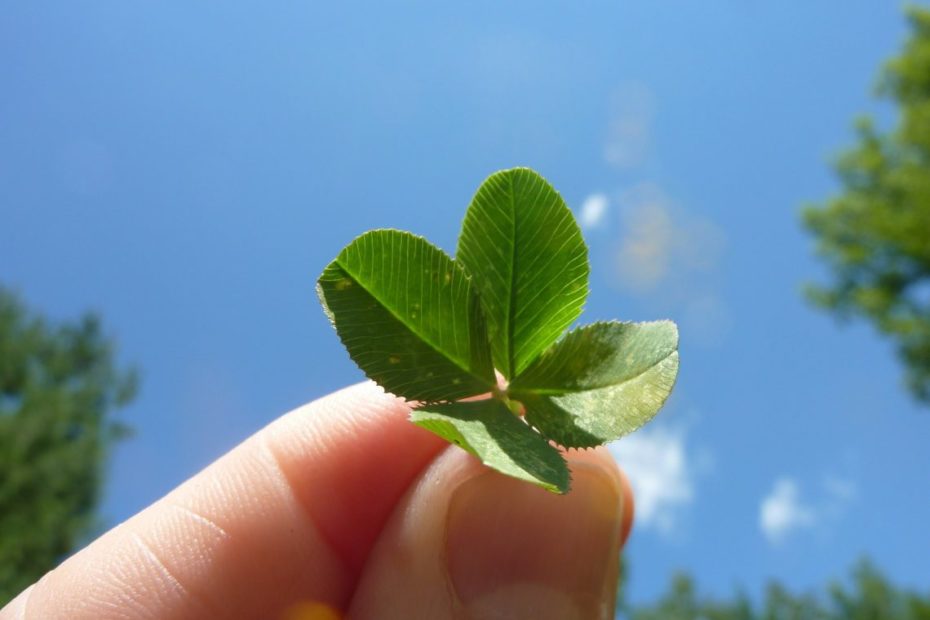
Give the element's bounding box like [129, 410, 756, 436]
[566, 447, 634, 548]
[264, 381, 447, 575]
[0, 584, 32, 620]
[617, 467, 635, 548]
[350, 447, 624, 619]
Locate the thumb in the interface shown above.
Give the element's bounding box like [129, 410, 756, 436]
[348, 446, 630, 620]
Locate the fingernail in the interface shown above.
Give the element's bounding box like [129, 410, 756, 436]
[445, 462, 622, 620]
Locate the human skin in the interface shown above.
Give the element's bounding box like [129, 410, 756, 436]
[1, 382, 634, 620]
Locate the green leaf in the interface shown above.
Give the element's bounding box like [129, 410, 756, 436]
[456, 167, 589, 379]
[411, 399, 570, 494]
[317, 230, 495, 403]
[511, 321, 680, 448]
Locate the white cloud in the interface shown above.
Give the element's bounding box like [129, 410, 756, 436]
[614, 193, 674, 290]
[609, 425, 696, 535]
[579, 193, 609, 229]
[759, 476, 857, 546]
[614, 183, 725, 294]
[682, 293, 732, 348]
[821, 475, 858, 523]
[760, 478, 816, 545]
[822, 475, 857, 503]
[593, 86, 730, 347]
[604, 83, 654, 169]
[604, 184, 731, 346]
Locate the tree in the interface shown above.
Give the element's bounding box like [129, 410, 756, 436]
[624, 572, 757, 620]
[618, 559, 930, 620]
[803, 6, 930, 403]
[0, 287, 136, 605]
[828, 561, 930, 620]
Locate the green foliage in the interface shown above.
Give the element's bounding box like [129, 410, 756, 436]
[318, 167, 679, 493]
[0, 287, 136, 606]
[411, 400, 569, 493]
[317, 230, 495, 403]
[620, 559, 930, 620]
[804, 6, 930, 403]
[456, 168, 589, 379]
[513, 321, 680, 449]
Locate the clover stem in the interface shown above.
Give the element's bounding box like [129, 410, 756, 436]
[491, 385, 524, 417]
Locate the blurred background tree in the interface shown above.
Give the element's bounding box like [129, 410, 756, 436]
[617, 559, 930, 619]
[0, 287, 136, 605]
[804, 6, 930, 403]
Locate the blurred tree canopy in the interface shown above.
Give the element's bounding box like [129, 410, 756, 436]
[0, 287, 136, 606]
[804, 6, 930, 403]
[619, 559, 930, 619]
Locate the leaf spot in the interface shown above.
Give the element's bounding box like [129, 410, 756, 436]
[388, 355, 401, 364]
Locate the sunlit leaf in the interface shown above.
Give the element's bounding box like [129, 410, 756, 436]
[512, 321, 679, 448]
[411, 399, 570, 494]
[318, 230, 495, 403]
[456, 168, 589, 379]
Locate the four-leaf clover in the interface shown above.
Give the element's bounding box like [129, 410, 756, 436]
[317, 167, 679, 493]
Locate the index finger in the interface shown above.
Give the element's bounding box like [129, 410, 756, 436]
[5, 382, 444, 620]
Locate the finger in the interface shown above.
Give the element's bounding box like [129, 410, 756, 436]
[11, 382, 445, 620]
[348, 447, 629, 620]
[618, 467, 635, 547]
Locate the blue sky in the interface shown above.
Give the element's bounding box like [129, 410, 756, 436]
[2, 1, 929, 606]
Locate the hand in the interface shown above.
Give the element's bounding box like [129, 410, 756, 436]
[1, 383, 634, 620]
